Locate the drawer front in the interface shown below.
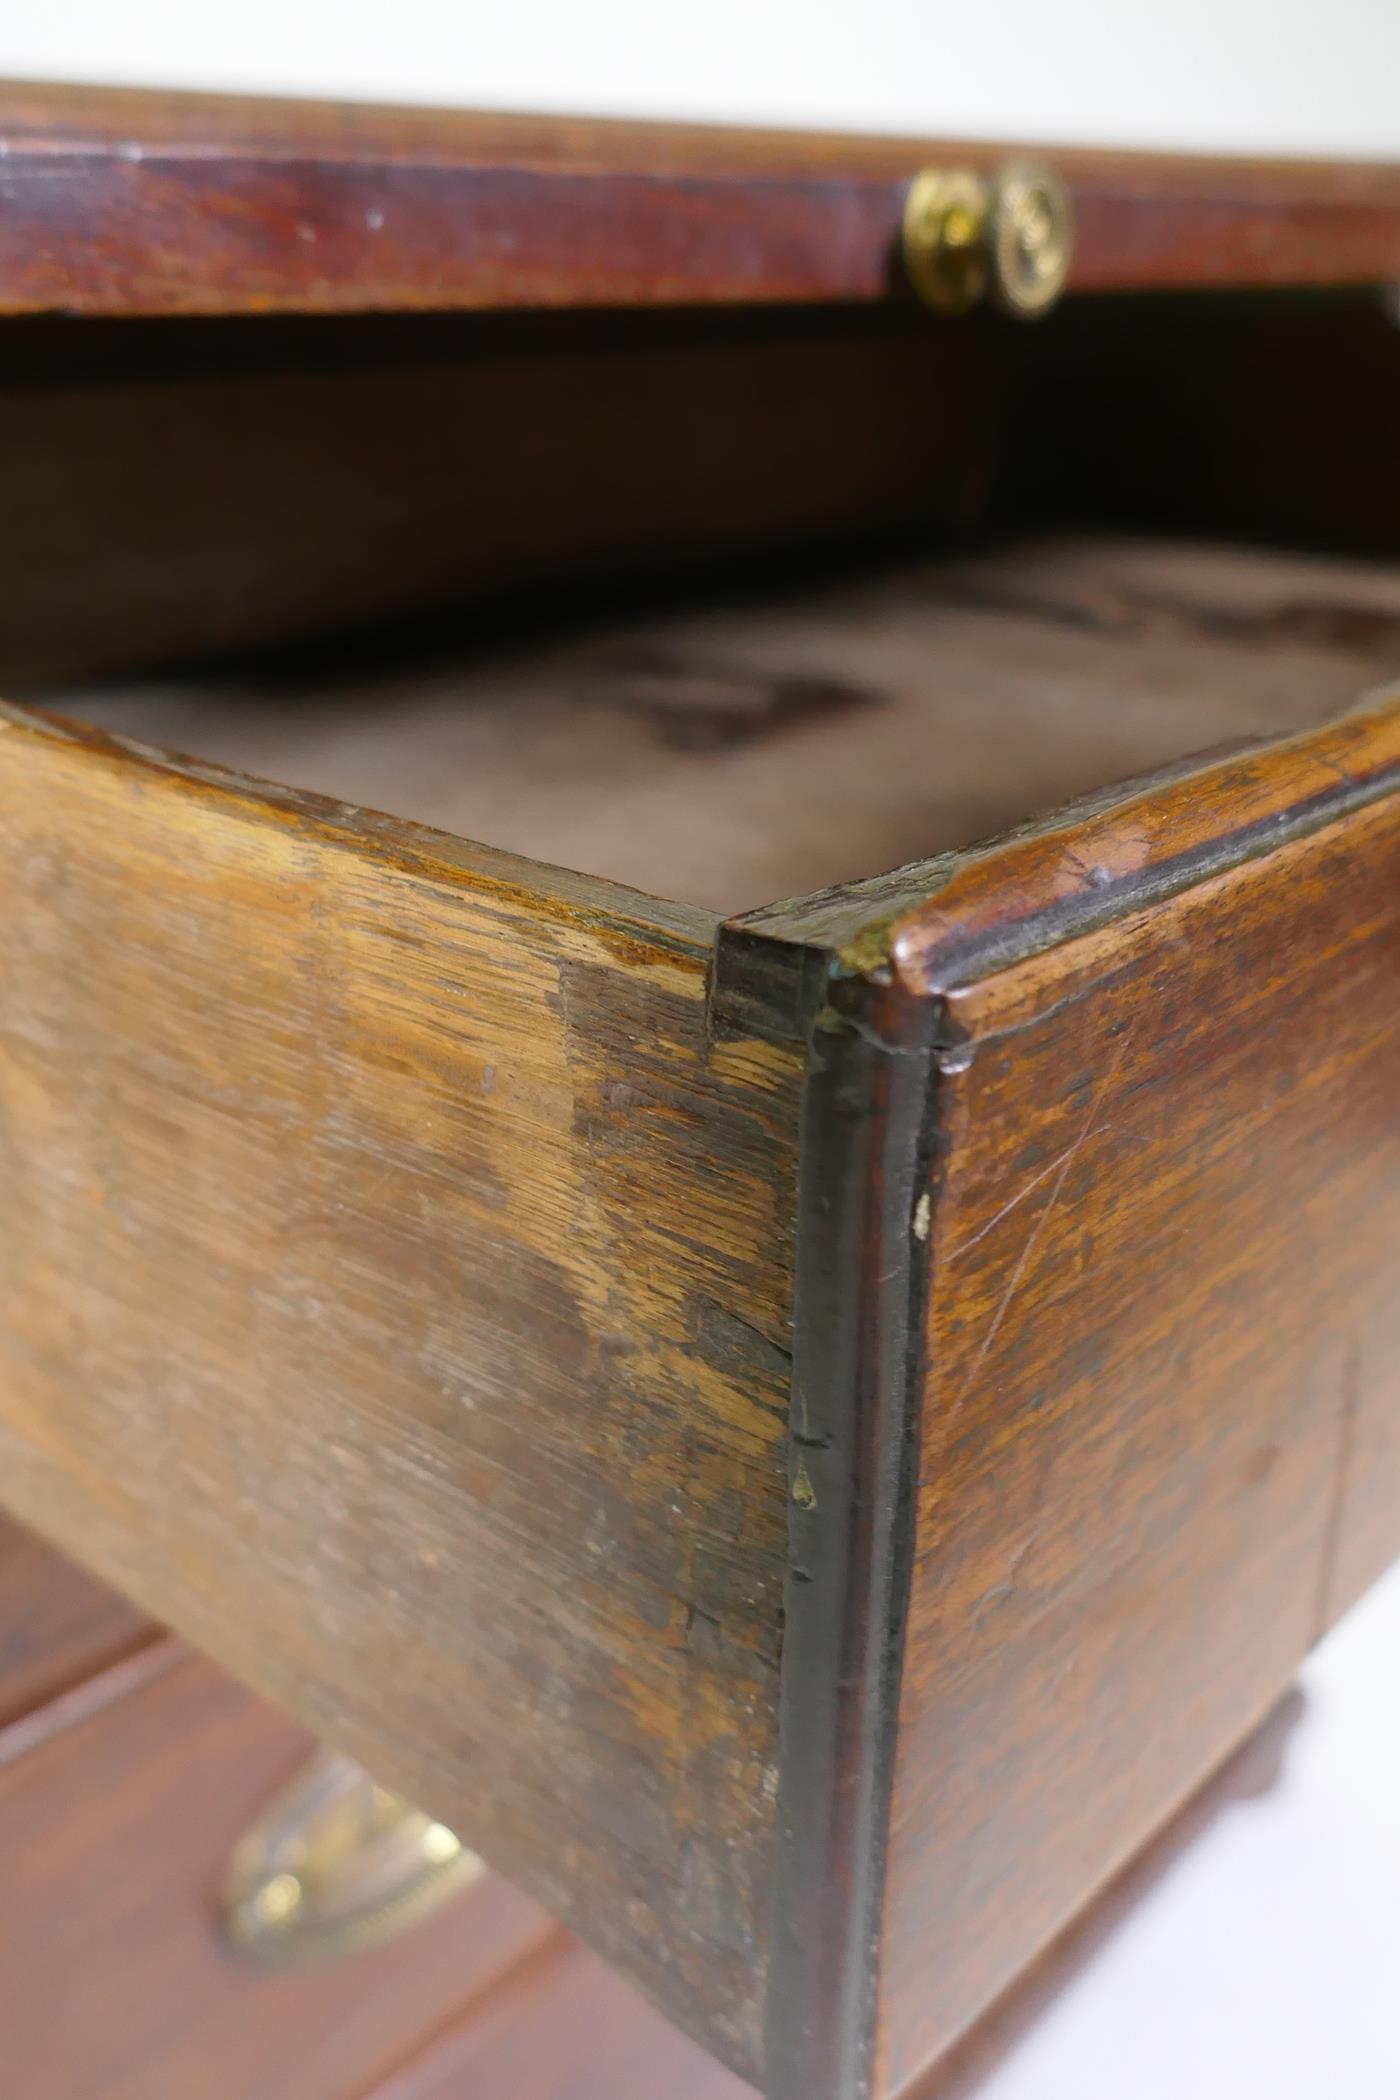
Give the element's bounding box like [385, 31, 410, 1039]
[0, 1514, 153, 1728]
[370, 1941, 759, 2100]
[0, 1645, 554, 2100]
[723, 692, 1400, 2098]
[873, 705, 1400, 2094]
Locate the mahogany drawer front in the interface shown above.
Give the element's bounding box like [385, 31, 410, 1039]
[0, 1643, 555, 2100]
[374, 1940, 758, 2100]
[0, 1515, 154, 1729]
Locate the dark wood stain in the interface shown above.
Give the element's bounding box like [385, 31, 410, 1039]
[601, 658, 881, 752]
[1024, 293, 1400, 563]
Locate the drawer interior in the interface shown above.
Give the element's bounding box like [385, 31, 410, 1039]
[40, 531, 1400, 917]
[10, 293, 1400, 912]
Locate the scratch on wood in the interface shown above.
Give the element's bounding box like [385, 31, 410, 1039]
[949, 1035, 1132, 1413]
[943, 1144, 1082, 1265]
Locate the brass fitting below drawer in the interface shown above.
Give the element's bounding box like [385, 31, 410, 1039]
[223, 1748, 484, 1967]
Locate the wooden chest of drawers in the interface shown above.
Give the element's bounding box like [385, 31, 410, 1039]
[2, 78, 1400, 2100]
[0, 1517, 752, 2099]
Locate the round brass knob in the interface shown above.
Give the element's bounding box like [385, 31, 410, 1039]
[902, 162, 1073, 320]
[901, 167, 993, 315]
[988, 163, 1074, 318]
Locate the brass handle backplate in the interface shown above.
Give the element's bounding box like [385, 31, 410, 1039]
[222, 1748, 484, 1967]
[902, 162, 1073, 319]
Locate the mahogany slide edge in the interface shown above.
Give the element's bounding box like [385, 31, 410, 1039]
[4, 80, 1400, 315]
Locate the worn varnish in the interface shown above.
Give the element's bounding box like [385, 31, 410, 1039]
[7, 85, 1400, 2100]
[3, 81, 1400, 315]
[0, 708, 801, 2076]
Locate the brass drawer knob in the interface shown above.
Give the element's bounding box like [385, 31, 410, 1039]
[902, 162, 1073, 318]
[222, 1748, 484, 1966]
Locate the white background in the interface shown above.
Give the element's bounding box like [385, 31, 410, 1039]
[5, 8, 1400, 2097]
[945, 1565, 1400, 2100]
[2, 0, 1400, 157]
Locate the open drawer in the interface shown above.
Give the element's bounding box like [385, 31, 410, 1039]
[3, 82, 1400, 2100]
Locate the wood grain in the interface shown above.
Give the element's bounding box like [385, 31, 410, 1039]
[0, 1646, 556, 2100]
[0, 706, 801, 2078]
[720, 676, 1400, 2095]
[876, 762, 1400, 2090]
[0, 1514, 154, 1728]
[2, 80, 1400, 316]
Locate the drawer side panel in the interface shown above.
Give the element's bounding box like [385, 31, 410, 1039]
[0, 706, 800, 2077]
